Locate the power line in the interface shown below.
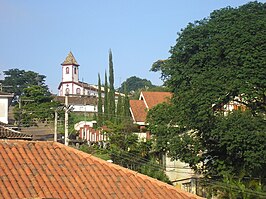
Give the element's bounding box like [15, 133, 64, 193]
[202, 179, 266, 197]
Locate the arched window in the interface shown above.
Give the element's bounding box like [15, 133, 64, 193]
[65, 88, 70, 95]
[76, 88, 81, 94]
[66, 67, 69, 74]
[74, 67, 77, 74]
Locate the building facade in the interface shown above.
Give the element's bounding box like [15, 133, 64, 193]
[0, 92, 14, 124]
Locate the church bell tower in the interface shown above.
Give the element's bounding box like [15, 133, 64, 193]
[61, 51, 79, 83]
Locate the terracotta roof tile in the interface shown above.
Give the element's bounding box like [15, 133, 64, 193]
[0, 127, 33, 140]
[130, 92, 173, 124]
[141, 91, 172, 109]
[54, 95, 97, 105]
[129, 100, 148, 123]
[0, 140, 204, 199]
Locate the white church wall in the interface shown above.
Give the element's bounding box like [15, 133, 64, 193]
[72, 105, 96, 112]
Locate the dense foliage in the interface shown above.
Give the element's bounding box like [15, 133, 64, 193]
[118, 76, 155, 93]
[97, 74, 103, 126]
[13, 85, 60, 127]
[104, 71, 109, 121]
[148, 1, 266, 195]
[0, 68, 48, 98]
[108, 49, 116, 122]
[80, 121, 171, 184]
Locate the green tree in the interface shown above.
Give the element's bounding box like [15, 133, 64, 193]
[149, 1, 266, 194]
[105, 121, 171, 184]
[108, 49, 116, 122]
[104, 71, 109, 121]
[97, 73, 103, 127]
[115, 94, 123, 124]
[14, 85, 60, 127]
[123, 85, 131, 121]
[0, 69, 48, 97]
[118, 76, 155, 93]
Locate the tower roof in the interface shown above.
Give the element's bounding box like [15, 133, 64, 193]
[61, 51, 79, 66]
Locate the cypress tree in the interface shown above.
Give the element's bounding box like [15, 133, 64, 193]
[116, 94, 122, 124]
[108, 49, 116, 122]
[97, 73, 103, 127]
[123, 84, 130, 121]
[104, 70, 109, 121]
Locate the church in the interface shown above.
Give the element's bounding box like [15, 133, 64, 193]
[56, 51, 123, 112]
[58, 51, 101, 97]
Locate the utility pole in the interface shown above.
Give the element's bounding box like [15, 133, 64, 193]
[54, 110, 58, 142]
[65, 94, 69, 146]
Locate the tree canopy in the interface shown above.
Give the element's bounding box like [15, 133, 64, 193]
[0, 68, 48, 97]
[118, 76, 155, 93]
[108, 49, 116, 122]
[14, 85, 60, 127]
[148, 1, 266, 193]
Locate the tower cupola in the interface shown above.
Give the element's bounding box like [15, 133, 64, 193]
[61, 51, 79, 83]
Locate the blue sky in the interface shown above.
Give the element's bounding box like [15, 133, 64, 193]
[0, 0, 264, 94]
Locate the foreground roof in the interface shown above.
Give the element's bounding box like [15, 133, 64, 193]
[0, 140, 203, 199]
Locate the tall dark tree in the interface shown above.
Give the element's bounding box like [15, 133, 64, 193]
[97, 73, 103, 127]
[104, 70, 109, 121]
[149, 1, 266, 194]
[116, 94, 123, 124]
[108, 49, 116, 122]
[123, 84, 131, 121]
[0, 69, 48, 97]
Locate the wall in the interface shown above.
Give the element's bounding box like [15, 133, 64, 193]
[0, 98, 9, 124]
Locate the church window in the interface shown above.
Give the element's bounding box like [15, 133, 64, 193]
[65, 88, 70, 95]
[74, 67, 77, 74]
[66, 67, 69, 74]
[76, 88, 81, 94]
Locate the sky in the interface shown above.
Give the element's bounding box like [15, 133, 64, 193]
[0, 0, 265, 94]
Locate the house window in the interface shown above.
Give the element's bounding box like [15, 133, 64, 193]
[76, 88, 81, 94]
[66, 67, 69, 74]
[65, 88, 70, 95]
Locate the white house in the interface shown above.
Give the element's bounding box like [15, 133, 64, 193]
[0, 92, 14, 124]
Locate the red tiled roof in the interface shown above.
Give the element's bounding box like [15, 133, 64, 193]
[129, 100, 148, 123]
[0, 124, 33, 140]
[141, 91, 172, 109]
[0, 140, 203, 199]
[129, 92, 173, 123]
[54, 95, 97, 105]
[0, 130, 32, 140]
